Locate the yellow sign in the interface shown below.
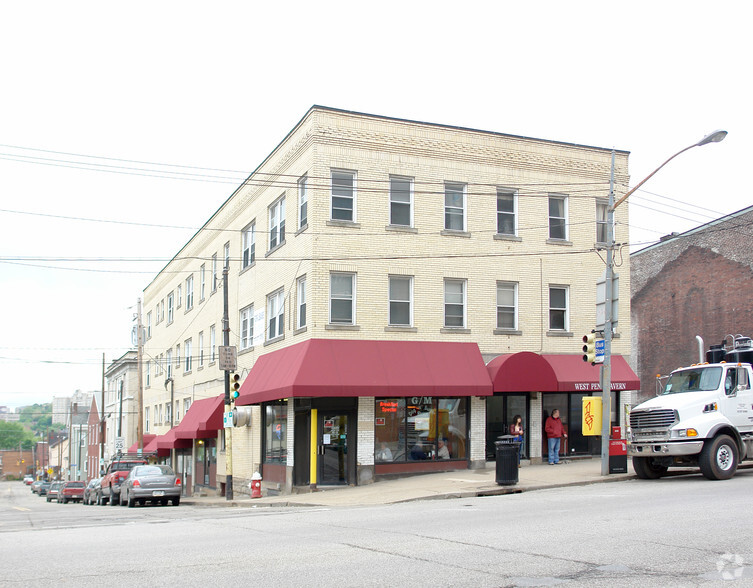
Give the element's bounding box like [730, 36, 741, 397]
[582, 396, 602, 436]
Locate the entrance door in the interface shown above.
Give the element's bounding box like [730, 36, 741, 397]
[320, 413, 349, 485]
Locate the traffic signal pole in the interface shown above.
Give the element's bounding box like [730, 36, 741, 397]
[222, 265, 233, 501]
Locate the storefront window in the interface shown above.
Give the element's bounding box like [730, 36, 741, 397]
[264, 403, 287, 463]
[375, 397, 467, 462]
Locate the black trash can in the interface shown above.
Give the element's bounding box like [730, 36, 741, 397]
[495, 435, 521, 485]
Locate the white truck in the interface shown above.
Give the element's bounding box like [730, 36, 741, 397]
[628, 335, 753, 480]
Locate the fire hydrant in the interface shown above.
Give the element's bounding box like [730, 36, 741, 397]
[250, 471, 262, 499]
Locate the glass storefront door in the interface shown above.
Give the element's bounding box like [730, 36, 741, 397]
[320, 413, 349, 485]
[485, 394, 528, 460]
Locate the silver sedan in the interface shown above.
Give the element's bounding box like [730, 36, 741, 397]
[119, 465, 181, 507]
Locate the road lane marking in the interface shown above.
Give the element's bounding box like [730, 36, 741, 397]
[13, 507, 31, 512]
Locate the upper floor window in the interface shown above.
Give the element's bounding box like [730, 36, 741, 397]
[144, 407, 150, 432]
[497, 188, 517, 236]
[200, 264, 206, 301]
[210, 325, 216, 363]
[166, 349, 173, 380]
[146, 312, 152, 339]
[549, 286, 569, 331]
[496, 281, 517, 330]
[224, 242, 230, 270]
[331, 170, 356, 222]
[296, 276, 307, 330]
[444, 279, 466, 328]
[167, 292, 174, 324]
[330, 273, 355, 324]
[444, 183, 466, 231]
[240, 305, 254, 351]
[596, 201, 609, 244]
[548, 194, 568, 240]
[198, 331, 204, 367]
[175, 344, 181, 371]
[145, 361, 151, 387]
[389, 276, 413, 326]
[269, 197, 286, 250]
[184, 338, 192, 372]
[242, 222, 256, 268]
[390, 176, 413, 227]
[185, 274, 194, 310]
[267, 289, 285, 340]
[298, 175, 308, 229]
[176, 284, 182, 309]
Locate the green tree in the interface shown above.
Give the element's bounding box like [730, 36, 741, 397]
[0, 421, 34, 450]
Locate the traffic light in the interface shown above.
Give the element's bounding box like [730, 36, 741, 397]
[231, 373, 241, 399]
[583, 333, 597, 364]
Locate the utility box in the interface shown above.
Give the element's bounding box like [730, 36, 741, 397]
[582, 396, 602, 436]
[609, 438, 628, 474]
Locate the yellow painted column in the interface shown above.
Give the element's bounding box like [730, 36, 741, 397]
[309, 409, 318, 485]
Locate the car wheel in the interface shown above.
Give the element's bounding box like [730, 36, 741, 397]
[632, 456, 668, 479]
[700, 434, 739, 480]
[61, 497, 67, 504]
[160, 498, 168, 506]
[110, 491, 119, 506]
[172, 497, 180, 506]
[127, 493, 136, 508]
[47, 496, 51, 502]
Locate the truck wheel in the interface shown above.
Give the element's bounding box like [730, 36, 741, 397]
[699, 435, 738, 480]
[632, 456, 668, 479]
[110, 491, 119, 506]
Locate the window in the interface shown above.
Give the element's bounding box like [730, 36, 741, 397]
[145, 407, 150, 432]
[176, 284, 182, 309]
[183, 398, 191, 417]
[240, 305, 254, 350]
[242, 222, 256, 268]
[267, 290, 285, 340]
[146, 312, 152, 338]
[198, 331, 204, 367]
[185, 275, 194, 310]
[146, 361, 151, 387]
[166, 349, 172, 380]
[211, 254, 218, 292]
[497, 188, 517, 235]
[155, 305, 160, 325]
[390, 176, 412, 226]
[331, 170, 355, 221]
[156, 404, 162, 425]
[175, 401, 181, 423]
[160, 299, 165, 322]
[167, 292, 174, 324]
[548, 194, 568, 240]
[496, 282, 517, 330]
[175, 344, 181, 372]
[184, 339, 192, 372]
[296, 276, 307, 329]
[389, 276, 412, 326]
[444, 183, 466, 231]
[330, 273, 355, 324]
[200, 264, 206, 301]
[264, 403, 287, 463]
[269, 197, 285, 250]
[549, 286, 569, 331]
[298, 175, 308, 229]
[210, 325, 216, 362]
[596, 201, 609, 244]
[224, 242, 230, 269]
[444, 279, 466, 328]
[165, 402, 172, 425]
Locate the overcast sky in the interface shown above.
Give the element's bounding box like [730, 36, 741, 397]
[1, 1, 748, 409]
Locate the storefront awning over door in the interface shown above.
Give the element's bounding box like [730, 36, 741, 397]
[127, 434, 155, 454]
[172, 395, 224, 440]
[155, 429, 192, 451]
[235, 338, 493, 405]
[487, 352, 640, 393]
[127, 433, 171, 457]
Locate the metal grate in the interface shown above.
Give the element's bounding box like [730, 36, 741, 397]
[630, 409, 677, 429]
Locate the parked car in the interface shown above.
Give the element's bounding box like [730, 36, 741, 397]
[31, 480, 43, 494]
[38, 481, 51, 496]
[23, 475, 34, 485]
[46, 481, 62, 502]
[120, 465, 181, 507]
[60, 481, 85, 504]
[83, 478, 101, 505]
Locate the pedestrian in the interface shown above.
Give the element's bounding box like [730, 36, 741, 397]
[508, 415, 524, 466]
[545, 409, 567, 465]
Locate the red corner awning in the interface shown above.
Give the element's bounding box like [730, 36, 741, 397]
[128, 434, 155, 454]
[236, 338, 493, 405]
[172, 395, 225, 440]
[156, 429, 192, 451]
[127, 434, 170, 457]
[487, 352, 640, 393]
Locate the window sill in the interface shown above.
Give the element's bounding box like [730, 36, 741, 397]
[440, 229, 471, 238]
[546, 330, 573, 337]
[494, 329, 522, 336]
[240, 261, 256, 275]
[265, 241, 286, 258]
[326, 324, 361, 331]
[385, 326, 418, 333]
[440, 327, 471, 334]
[327, 220, 361, 229]
[296, 223, 309, 236]
[546, 239, 573, 246]
[294, 326, 308, 336]
[263, 335, 285, 347]
[184, 370, 192, 376]
[238, 346, 254, 356]
[493, 234, 522, 242]
[385, 225, 417, 234]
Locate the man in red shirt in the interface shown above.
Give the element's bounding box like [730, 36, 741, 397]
[545, 409, 567, 465]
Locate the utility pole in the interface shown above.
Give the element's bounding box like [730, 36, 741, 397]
[222, 265, 233, 500]
[100, 353, 105, 478]
[136, 298, 144, 455]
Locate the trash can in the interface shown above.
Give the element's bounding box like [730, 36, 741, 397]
[495, 435, 521, 485]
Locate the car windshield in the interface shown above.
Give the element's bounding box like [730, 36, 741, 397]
[134, 466, 174, 476]
[663, 367, 722, 394]
[67, 482, 85, 488]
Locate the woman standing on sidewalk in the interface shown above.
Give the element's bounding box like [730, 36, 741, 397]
[509, 415, 524, 466]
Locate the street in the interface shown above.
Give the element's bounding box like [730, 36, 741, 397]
[2, 472, 753, 587]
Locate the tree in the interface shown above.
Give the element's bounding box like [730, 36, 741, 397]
[0, 421, 35, 450]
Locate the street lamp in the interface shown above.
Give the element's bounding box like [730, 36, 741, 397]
[600, 129, 727, 476]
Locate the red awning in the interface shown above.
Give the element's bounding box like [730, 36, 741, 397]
[156, 429, 192, 451]
[127, 434, 170, 457]
[487, 352, 640, 393]
[127, 434, 155, 453]
[236, 338, 493, 405]
[172, 395, 225, 440]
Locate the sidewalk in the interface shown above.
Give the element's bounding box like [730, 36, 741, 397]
[182, 458, 636, 508]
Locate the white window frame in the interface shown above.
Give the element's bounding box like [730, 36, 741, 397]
[240, 305, 254, 350]
[242, 222, 256, 268]
[167, 292, 174, 324]
[210, 324, 216, 363]
[198, 331, 204, 367]
[331, 170, 356, 222]
[175, 344, 180, 371]
[444, 182, 466, 231]
[269, 197, 286, 250]
[145, 407, 150, 432]
[211, 254, 218, 292]
[165, 402, 172, 425]
[200, 264, 206, 301]
[267, 289, 285, 341]
[444, 279, 466, 328]
[176, 284, 182, 309]
[186, 275, 194, 310]
[296, 275, 307, 330]
[146, 361, 151, 387]
[548, 194, 568, 240]
[496, 188, 518, 236]
[298, 175, 308, 230]
[496, 281, 518, 330]
[184, 338, 192, 372]
[224, 242, 230, 270]
[166, 349, 172, 380]
[596, 200, 609, 244]
[330, 272, 355, 325]
[389, 176, 413, 227]
[389, 275, 413, 327]
[146, 312, 152, 339]
[549, 285, 569, 331]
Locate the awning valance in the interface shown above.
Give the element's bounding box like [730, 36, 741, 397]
[236, 338, 493, 405]
[172, 395, 224, 440]
[155, 429, 192, 451]
[487, 352, 640, 393]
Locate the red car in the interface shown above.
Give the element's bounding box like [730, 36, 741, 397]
[59, 481, 85, 504]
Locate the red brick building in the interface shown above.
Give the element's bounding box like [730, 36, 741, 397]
[631, 206, 753, 402]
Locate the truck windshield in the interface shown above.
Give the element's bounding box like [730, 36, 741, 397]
[663, 367, 722, 394]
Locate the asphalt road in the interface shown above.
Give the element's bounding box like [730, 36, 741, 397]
[3, 471, 753, 587]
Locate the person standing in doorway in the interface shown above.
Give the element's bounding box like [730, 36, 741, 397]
[545, 409, 567, 465]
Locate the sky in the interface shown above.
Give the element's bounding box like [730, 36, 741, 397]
[1, 1, 749, 409]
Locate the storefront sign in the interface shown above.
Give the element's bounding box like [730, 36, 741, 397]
[375, 418, 386, 426]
